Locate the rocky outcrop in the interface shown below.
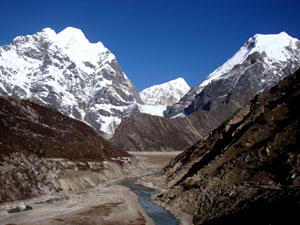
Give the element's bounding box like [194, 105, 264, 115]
[0, 95, 131, 203]
[154, 68, 300, 224]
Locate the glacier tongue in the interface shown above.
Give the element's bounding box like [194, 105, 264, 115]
[0, 27, 142, 137]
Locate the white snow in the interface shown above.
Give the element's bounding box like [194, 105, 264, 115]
[140, 77, 190, 106]
[51, 27, 114, 72]
[138, 104, 167, 117]
[199, 32, 299, 88]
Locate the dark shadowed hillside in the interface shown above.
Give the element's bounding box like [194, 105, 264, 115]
[154, 68, 300, 224]
[0, 96, 129, 161]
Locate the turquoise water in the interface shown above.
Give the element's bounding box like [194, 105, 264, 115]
[119, 177, 178, 225]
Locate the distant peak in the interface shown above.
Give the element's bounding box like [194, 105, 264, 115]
[169, 77, 190, 87]
[140, 77, 190, 106]
[172, 77, 185, 82]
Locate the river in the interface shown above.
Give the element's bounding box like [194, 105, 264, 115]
[119, 177, 178, 225]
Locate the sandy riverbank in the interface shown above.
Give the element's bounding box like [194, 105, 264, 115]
[0, 152, 181, 225]
[0, 184, 155, 225]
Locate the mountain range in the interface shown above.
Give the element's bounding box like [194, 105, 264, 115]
[1, 27, 300, 224]
[1, 28, 300, 147]
[112, 31, 300, 151]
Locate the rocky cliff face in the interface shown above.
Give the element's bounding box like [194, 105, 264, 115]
[0, 95, 131, 203]
[0, 27, 142, 138]
[154, 68, 300, 224]
[165, 32, 300, 119]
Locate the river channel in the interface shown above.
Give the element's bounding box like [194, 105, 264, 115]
[119, 177, 178, 225]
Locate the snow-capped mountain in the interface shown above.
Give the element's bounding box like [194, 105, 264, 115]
[140, 77, 190, 106]
[165, 32, 300, 118]
[138, 77, 190, 116]
[0, 27, 142, 137]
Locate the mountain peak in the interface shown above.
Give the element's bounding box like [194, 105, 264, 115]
[58, 26, 85, 36]
[199, 32, 300, 89]
[250, 31, 298, 54]
[169, 77, 189, 85]
[140, 77, 190, 106]
[165, 32, 300, 119]
[55, 27, 91, 52]
[0, 27, 142, 137]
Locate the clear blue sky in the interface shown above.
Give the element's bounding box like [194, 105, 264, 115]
[0, 0, 299, 91]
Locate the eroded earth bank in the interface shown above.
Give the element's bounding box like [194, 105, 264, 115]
[0, 151, 181, 225]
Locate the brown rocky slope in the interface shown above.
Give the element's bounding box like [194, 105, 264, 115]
[111, 109, 223, 152]
[0, 96, 131, 203]
[154, 68, 300, 224]
[0, 96, 129, 161]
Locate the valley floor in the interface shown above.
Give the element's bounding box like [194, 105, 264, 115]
[0, 152, 181, 225]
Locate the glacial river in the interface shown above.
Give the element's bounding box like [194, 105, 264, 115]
[119, 177, 178, 225]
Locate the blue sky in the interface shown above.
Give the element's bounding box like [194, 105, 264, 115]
[1, 0, 299, 91]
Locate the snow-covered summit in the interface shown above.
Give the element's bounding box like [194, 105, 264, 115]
[165, 31, 300, 119]
[140, 77, 190, 106]
[0, 27, 142, 137]
[41, 27, 107, 52]
[199, 32, 299, 90]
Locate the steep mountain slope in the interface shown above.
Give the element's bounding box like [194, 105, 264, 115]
[0, 96, 129, 161]
[0, 95, 131, 203]
[111, 32, 300, 152]
[154, 68, 300, 224]
[111, 110, 222, 152]
[140, 77, 190, 106]
[111, 113, 198, 152]
[165, 32, 300, 118]
[0, 27, 142, 138]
